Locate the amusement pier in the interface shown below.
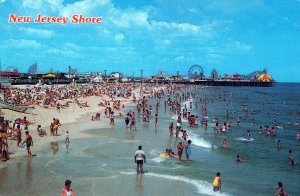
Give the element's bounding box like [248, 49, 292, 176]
[0, 64, 274, 87]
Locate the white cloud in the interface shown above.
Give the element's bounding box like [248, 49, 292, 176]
[109, 10, 149, 28]
[175, 56, 185, 62]
[0, 0, 7, 3]
[61, 0, 109, 17]
[230, 41, 252, 51]
[46, 47, 82, 58]
[163, 39, 171, 45]
[5, 39, 42, 48]
[19, 27, 54, 37]
[151, 21, 200, 34]
[114, 33, 125, 42]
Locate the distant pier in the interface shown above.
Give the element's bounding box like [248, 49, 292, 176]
[8, 78, 275, 87]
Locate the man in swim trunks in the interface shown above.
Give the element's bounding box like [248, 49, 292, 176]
[213, 172, 221, 192]
[177, 141, 183, 160]
[61, 179, 75, 196]
[22, 131, 33, 157]
[125, 115, 130, 128]
[134, 145, 146, 174]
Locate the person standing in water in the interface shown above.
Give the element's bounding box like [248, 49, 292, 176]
[247, 130, 251, 139]
[223, 139, 228, 148]
[212, 172, 221, 192]
[277, 140, 281, 148]
[61, 179, 75, 196]
[134, 146, 146, 174]
[22, 131, 33, 158]
[169, 122, 174, 137]
[185, 140, 192, 160]
[274, 182, 288, 196]
[236, 155, 246, 162]
[288, 150, 293, 160]
[177, 141, 183, 160]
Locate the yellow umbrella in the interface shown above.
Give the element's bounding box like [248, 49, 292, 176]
[42, 73, 56, 78]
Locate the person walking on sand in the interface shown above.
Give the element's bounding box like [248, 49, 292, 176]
[134, 145, 146, 174]
[61, 179, 75, 196]
[22, 131, 33, 157]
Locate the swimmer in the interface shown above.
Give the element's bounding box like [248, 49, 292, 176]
[185, 140, 192, 160]
[169, 122, 174, 137]
[274, 182, 288, 196]
[296, 131, 300, 142]
[271, 127, 276, 136]
[125, 115, 130, 128]
[290, 160, 296, 167]
[212, 172, 221, 192]
[177, 141, 183, 161]
[61, 179, 75, 196]
[182, 130, 188, 141]
[134, 145, 146, 174]
[277, 140, 281, 148]
[246, 130, 251, 139]
[288, 150, 293, 160]
[222, 139, 228, 148]
[259, 126, 263, 134]
[237, 116, 241, 125]
[236, 155, 245, 162]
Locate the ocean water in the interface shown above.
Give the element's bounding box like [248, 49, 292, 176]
[0, 83, 299, 195]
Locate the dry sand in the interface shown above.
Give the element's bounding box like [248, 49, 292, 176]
[1, 85, 165, 169]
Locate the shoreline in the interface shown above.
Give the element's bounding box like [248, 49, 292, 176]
[1, 84, 167, 168]
[1, 86, 141, 168]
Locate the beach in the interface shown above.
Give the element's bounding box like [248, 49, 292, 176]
[0, 83, 299, 195]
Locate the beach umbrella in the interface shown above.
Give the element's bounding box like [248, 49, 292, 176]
[42, 73, 56, 78]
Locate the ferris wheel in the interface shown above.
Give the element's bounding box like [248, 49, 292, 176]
[188, 65, 204, 79]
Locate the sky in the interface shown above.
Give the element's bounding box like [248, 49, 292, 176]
[0, 0, 299, 82]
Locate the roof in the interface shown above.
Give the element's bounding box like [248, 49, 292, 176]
[0, 71, 21, 77]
